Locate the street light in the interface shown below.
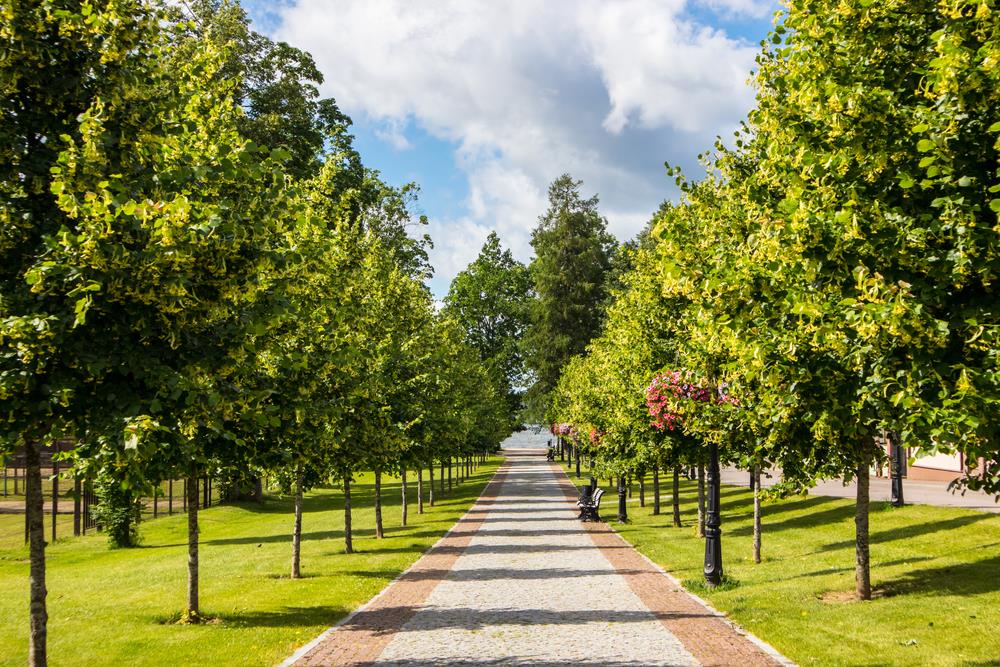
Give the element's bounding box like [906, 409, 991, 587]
[617, 474, 628, 523]
[704, 440, 723, 586]
[890, 432, 905, 507]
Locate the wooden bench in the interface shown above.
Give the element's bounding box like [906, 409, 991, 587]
[577, 487, 604, 522]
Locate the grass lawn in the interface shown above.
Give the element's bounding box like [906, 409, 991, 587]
[1, 458, 501, 667]
[568, 468, 1000, 667]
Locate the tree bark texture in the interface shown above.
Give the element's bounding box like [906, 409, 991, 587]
[400, 468, 408, 527]
[26, 441, 48, 667]
[672, 466, 681, 527]
[652, 465, 660, 515]
[344, 476, 353, 554]
[417, 467, 424, 514]
[428, 464, 435, 507]
[186, 474, 200, 620]
[374, 471, 384, 538]
[856, 463, 871, 600]
[291, 463, 303, 578]
[752, 466, 762, 564]
[639, 474, 645, 507]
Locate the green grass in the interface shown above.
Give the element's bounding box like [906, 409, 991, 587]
[1, 459, 501, 667]
[569, 472, 1000, 666]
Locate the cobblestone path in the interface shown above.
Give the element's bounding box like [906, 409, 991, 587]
[288, 450, 789, 666]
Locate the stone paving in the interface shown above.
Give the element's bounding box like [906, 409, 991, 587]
[288, 450, 788, 666]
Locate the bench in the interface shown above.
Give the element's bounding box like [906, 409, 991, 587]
[577, 487, 604, 522]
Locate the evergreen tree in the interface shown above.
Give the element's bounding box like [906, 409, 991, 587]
[524, 174, 616, 419]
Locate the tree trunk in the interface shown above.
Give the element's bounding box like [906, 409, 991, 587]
[26, 440, 48, 667]
[186, 473, 200, 621]
[752, 465, 762, 564]
[417, 467, 424, 514]
[672, 466, 681, 527]
[400, 468, 408, 527]
[639, 474, 645, 507]
[652, 465, 660, 515]
[428, 463, 435, 507]
[291, 463, 303, 579]
[448, 458, 452, 490]
[440, 459, 445, 494]
[374, 471, 384, 539]
[856, 463, 871, 600]
[344, 476, 353, 554]
[627, 476, 632, 498]
[697, 463, 706, 538]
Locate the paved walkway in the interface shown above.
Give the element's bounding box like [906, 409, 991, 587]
[287, 450, 787, 666]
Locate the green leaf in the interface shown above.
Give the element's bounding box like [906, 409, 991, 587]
[917, 139, 935, 152]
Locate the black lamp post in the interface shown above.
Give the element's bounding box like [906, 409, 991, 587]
[703, 441, 723, 587]
[617, 475, 628, 523]
[890, 433, 905, 507]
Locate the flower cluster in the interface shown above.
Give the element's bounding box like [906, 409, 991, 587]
[552, 423, 574, 436]
[645, 370, 717, 430]
[589, 428, 603, 445]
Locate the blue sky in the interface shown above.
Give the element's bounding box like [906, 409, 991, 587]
[242, 0, 779, 297]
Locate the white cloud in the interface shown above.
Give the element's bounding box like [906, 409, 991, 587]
[273, 0, 767, 290]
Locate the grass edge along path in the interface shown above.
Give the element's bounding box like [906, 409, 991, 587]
[567, 471, 1000, 667]
[0, 456, 502, 667]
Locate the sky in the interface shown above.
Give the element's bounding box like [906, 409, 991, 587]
[241, 0, 780, 297]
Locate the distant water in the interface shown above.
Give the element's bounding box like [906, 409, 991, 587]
[500, 427, 553, 450]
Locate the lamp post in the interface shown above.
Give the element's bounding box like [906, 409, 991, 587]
[704, 440, 723, 587]
[617, 474, 628, 523]
[890, 432, 905, 508]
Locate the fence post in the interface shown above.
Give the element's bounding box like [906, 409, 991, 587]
[169, 479, 173, 515]
[73, 477, 82, 536]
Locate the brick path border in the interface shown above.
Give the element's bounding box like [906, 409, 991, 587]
[552, 464, 793, 667]
[284, 461, 512, 666]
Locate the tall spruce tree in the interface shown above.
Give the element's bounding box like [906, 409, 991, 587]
[524, 175, 616, 419]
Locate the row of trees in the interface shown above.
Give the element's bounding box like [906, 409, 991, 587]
[444, 173, 630, 428]
[550, 0, 998, 601]
[0, 2, 509, 666]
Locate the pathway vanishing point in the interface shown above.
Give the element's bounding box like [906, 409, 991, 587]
[285, 450, 791, 666]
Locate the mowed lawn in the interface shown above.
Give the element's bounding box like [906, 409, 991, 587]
[568, 468, 1000, 666]
[1, 458, 501, 667]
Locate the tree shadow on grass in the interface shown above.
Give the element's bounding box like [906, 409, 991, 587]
[816, 512, 995, 552]
[878, 554, 1000, 597]
[728, 503, 857, 537]
[202, 529, 348, 546]
[213, 604, 351, 628]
